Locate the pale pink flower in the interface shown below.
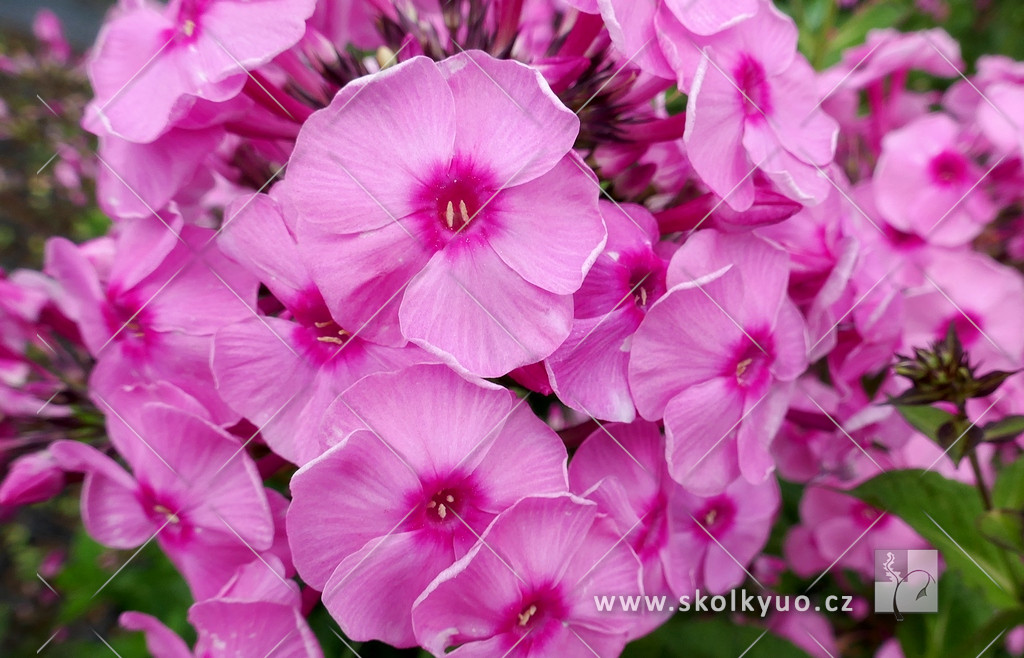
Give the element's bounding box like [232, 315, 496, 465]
[874, 114, 996, 246]
[286, 364, 568, 646]
[84, 0, 316, 142]
[44, 217, 258, 424]
[212, 193, 434, 465]
[629, 230, 808, 494]
[412, 494, 643, 657]
[682, 4, 838, 210]
[284, 51, 605, 377]
[545, 202, 670, 422]
[51, 400, 279, 599]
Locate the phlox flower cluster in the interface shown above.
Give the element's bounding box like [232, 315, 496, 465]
[3, 0, 1024, 656]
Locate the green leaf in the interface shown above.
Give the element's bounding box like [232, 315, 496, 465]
[978, 510, 1024, 554]
[983, 415, 1024, 444]
[623, 618, 808, 658]
[894, 405, 956, 441]
[895, 570, 998, 658]
[851, 470, 1023, 607]
[994, 457, 1024, 510]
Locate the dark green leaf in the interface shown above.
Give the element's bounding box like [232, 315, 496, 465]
[978, 510, 1024, 554]
[972, 370, 1019, 398]
[994, 458, 1024, 510]
[894, 405, 956, 441]
[983, 415, 1024, 444]
[851, 470, 1023, 607]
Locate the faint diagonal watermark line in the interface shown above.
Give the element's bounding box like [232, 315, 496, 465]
[923, 511, 1003, 590]
[803, 511, 887, 592]
[804, 392, 885, 474]
[689, 512, 766, 591]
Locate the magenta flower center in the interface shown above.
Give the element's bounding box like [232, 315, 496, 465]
[175, 0, 212, 40]
[852, 501, 884, 527]
[629, 269, 655, 309]
[512, 586, 566, 634]
[137, 483, 191, 539]
[928, 150, 969, 186]
[694, 497, 736, 537]
[734, 55, 772, 119]
[311, 318, 350, 346]
[426, 487, 461, 522]
[431, 174, 486, 233]
[731, 336, 774, 390]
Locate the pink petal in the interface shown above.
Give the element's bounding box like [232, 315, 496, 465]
[211, 317, 316, 463]
[323, 530, 454, 647]
[628, 285, 742, 420]
[685, 53, 755, 211]
[486, 153, 604, 294]
[283, 57, 455, 232]
[50, 441, 153, 549]
[400, 248, 572, 377]
[663, 378, 743, 494]
[439, 51, 579, 187]
[663, 0, 758, 35]
[469, 403, 569, 513]
[120, 612, 192, 658]
[190, 600, 321, 658]
[598, 0, 675, 79]
[200, 0, 317, 70]
[666, 230, 790, 327]
[323, 365, 517, 473]
[547, 309, 638, 422]
[137, 405, 274, 549]
[297, 216, 434, 347]
[217, 193, 311, 307]
[287, 429, 422, 590]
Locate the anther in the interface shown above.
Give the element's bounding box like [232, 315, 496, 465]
[518, 604, 538, 626]
[445, 201, 455, 228]
[183, 19, 196, 37]
[459, 200, 470, 224]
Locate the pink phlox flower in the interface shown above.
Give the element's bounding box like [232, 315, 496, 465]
[283, 51, 606, 377]
[412, 493, 644, 657]
[83, 0, 316, 143]
[121, 556, 323, 658]
[286, 364, 569, 646]
[212, 192, 435, 465]
[546, 201, 670, 422]
[629, 229, 808, 494]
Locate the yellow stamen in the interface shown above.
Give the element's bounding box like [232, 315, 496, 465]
[445, 201, 455, 228]
[459, 200, 470, 224]
[735, 358, 752, 379]
[183, 20, 196, 37]
[518, 605, 538, 626]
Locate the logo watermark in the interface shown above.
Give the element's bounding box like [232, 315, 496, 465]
[874, 549, 939, 619]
